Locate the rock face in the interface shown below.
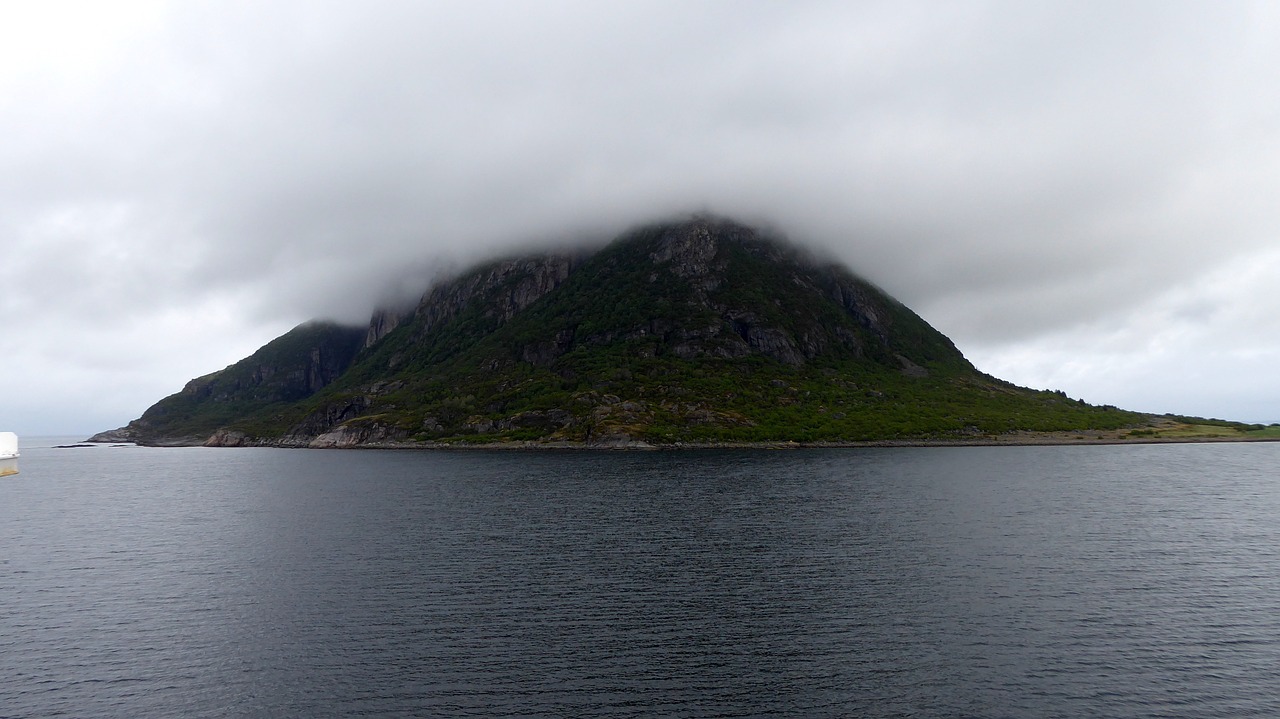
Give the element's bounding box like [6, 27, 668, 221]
[364, 308, 404, 348]
[403, 254, 579, 349]
[100, 215, 1144, 446]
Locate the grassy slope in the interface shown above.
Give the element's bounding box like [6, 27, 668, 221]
[1117, 417, 1280, 442]
[133, 322, 365, 439]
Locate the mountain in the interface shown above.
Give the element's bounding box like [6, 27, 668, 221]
[97, 216, 1155, 447]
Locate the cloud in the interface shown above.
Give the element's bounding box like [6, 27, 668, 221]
[967, 248, 1280, 422]
[4, 0, 1280, 432]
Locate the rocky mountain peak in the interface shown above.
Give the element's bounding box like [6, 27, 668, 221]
[649, 217, 720, 277]
[98, 216, 1147, 448]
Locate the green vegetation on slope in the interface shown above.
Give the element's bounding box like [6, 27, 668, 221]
[294, 355, 1145, 444]
[128, 321, 365, 439]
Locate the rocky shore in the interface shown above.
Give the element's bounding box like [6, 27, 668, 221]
[88, 425, 1280, 450]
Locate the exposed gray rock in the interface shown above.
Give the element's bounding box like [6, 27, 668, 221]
[897, 354, 930, 378]
[650, 220, 719, 278]
[365, 308, 407, 347]
[205, 429, 249, 447]
[285, 396, 372, 440]
[587, 435, 655, 449]
[309, 422, 408, 448]
[407, 254, 579, 347]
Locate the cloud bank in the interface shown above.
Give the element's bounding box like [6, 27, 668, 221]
[4, 0, 1280, 433]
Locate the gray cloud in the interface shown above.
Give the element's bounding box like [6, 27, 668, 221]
[5, 0, 1280, 433]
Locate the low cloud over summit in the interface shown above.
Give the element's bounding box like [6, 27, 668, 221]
[4, 1, 1280, 433]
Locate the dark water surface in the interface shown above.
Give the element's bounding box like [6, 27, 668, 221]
[3, 439, 1280, 717]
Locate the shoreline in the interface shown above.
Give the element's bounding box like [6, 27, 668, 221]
[87, 432, 1280, 451]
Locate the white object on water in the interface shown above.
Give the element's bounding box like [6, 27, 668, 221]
[0, 432, 18, 477]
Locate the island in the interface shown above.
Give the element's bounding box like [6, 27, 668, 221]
[92, 216, 1280, 448]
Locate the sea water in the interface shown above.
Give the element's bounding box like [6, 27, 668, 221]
[3, 438, 1280, 717]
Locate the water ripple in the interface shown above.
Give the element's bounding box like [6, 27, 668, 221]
[3, 443, 1280, 717]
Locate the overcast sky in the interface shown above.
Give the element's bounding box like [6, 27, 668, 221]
[4, 0, 1279, 435]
